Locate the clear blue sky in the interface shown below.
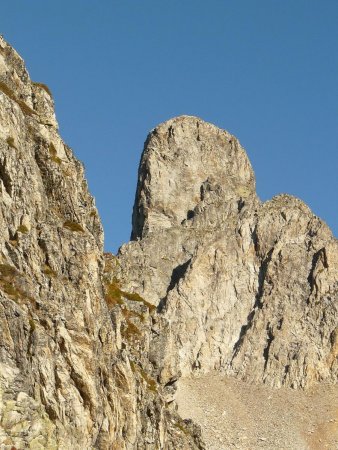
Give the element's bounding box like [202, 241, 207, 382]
[2, 0, 337, 252]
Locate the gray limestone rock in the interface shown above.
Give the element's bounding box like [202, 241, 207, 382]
[0, 36, 204, 449]
[0, 34, 336, 450]
[117, 115, 337, 390]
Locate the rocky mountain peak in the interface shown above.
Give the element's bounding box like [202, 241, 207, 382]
[119, 117, 337, 390]
[0, 37, 336, 449]
[132, 115, 257, 239]
[0, 35, 58, 129]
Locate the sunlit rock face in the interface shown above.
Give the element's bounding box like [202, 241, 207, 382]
[132, 116, 257, 239]
[0, 33, 336, 450]
[0, 37, 204, 450]
[118, 115, 337, 389]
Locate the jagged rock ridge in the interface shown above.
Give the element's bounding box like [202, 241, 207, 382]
[0, 37, 204, 449]
[0, 35, 336, 450]
[117, 115, 337, 389]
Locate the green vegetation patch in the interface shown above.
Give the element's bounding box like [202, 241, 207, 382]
[33, 82, 53, 97]
[104, 279, 155, 312]
[17, 224, 29, 234]
[0, 264, 18, 278]
[6, 136, 16, 148]
[122, 318, 142, 341]
[0, 264, 30, 302]
[42, 265, 57, 278]
[48, 143, 62, 165]
[105, 281, 125, 307]
[0, 81, 37, 117]
[122, 290, 156, 312]
[63, 220, 84, 232]
[130, 361, 157, 393]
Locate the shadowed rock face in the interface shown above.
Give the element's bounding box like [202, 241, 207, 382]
[0, 37, 204, 449]
[118, 115, 338, 389]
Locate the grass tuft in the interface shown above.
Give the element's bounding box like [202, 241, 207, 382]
[104, 279, 155, 312]
[17, 225, 29, 234]
[6, 136, 16, 148]
[32, 82, 52, 97]
[0, 81, 37, 117]
[105, 281, 125, 307]
[63, 221, 84, 232]
[130, 361, 157, 393]
[48, 143, 62, 165]
[0, 264, 30, 302]
[42, 265, 57, 278]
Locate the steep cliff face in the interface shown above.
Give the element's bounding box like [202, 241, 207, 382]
[117, 115, 338, 389]
[0, 37, 203, 449]
[0, 36, 336, 450]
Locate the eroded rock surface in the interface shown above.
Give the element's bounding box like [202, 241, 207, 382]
[117, 115, 337, 390]
[0, 35, 336, 450]
[0, 36, 204, 450]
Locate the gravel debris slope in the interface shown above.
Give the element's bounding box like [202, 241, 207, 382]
[176, 374, 338, 450]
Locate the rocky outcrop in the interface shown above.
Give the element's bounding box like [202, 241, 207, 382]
[0, 37, 204, 449]
[117, 115, 338, 389]
[0, 35, 336, 450]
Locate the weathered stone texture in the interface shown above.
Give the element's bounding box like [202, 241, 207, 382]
[118, 115, 337, 390]
[0, 35, 336, 450]
[0, 37, 203, 449]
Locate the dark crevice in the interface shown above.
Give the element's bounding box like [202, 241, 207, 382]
[237, 198, 245, 212]
[157, 258, 191, 312]
[231, 246, 274, 360]
[70, 369, 92, 410]
[164, 376, 179, 388]
[255, 247, 273, 309]
[0, 158, 12, 196]
[263, 325, 274, 371]
[307, 248, 328, 300]
[252, 225, 259, 254]
[167, 259, 191, 294]
[283, 364, 290, 381]
[186, 209, 195, 220]
[196, 120, 200, 141]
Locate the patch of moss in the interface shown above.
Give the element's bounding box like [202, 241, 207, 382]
[0, 81, 37, 117]
[63, 221, 84, 232]
[6, 136, 16, 148]
[29, 318, 36, 331]
[130, 361, 157, 393]
[48, 143, 62, 165]
[17, 224, 29, 234]
[122, 307, 145, 324]
[105, 281, 125, 308]
[122, 290, 156, 312]
[104, 279, 155, 313]
[1, 280, 20, 299]
[122, 318, 142, 341]
[0, 264, 18, 278]
[33, 82, 52, 97]
[0, 264, 24, 301]
[42, 265, 57, 278]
